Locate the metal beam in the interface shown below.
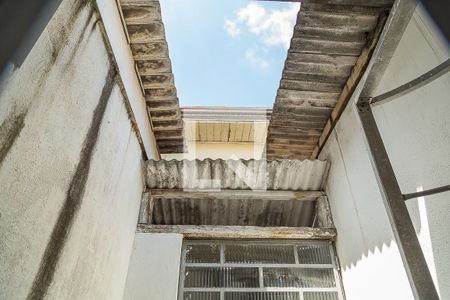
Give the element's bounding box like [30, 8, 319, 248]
[403, 184, 450, 201]
[370, 58, 450, 105]
[356, 98, 439, 300]
[137, 224, 337, 240]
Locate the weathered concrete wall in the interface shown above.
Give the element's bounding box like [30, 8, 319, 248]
[123, 233, 183, 300]
[0, 0, 153, 298]
[321, 5, 450, 300]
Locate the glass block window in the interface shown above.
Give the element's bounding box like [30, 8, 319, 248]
[179, 240, 344, 300]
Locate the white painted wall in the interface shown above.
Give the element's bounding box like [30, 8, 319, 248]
[123, 233, 183, 300]
[320, 5, 450, 300]
[0, 0, 157, 298]
[96, 0, 160, 159]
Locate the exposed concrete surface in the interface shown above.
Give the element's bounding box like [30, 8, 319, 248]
[0, 0, 151, 298]
[123, 233, 183, 300]
[321, 5, 449, 300]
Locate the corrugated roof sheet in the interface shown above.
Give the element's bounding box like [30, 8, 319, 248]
[266, 1, 393, 159]
[151, 197, 316, 227]
[119, 0, 184, 153]
[145, 159, 329, 191]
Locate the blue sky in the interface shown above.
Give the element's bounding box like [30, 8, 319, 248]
[160, 1, 299, 108]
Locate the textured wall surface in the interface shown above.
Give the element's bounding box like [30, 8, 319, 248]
[321, 5, 449, 300]
[0, 0, 149, 298]
[123, 233, 183, 300]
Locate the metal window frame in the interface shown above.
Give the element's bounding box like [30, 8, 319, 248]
[178, 240, 345, 300]
[356, 59, 449, 300]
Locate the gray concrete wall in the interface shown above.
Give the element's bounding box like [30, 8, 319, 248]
[320, 5, 450, 300]
[0, 0, 154, 298]
[123, 233, 183, 300]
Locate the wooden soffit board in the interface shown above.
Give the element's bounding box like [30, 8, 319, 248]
[119, 0, 184, 153]
[266, 1, 394, 159]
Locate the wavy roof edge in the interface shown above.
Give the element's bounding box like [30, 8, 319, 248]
[145, 159, 330, 191]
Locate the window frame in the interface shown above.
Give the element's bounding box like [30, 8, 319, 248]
[178, 239, 345, 300]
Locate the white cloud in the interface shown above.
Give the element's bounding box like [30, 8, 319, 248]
[224, 18, 241, 37]
[225, 2, 300, 49]
[245, 48, 269, 70]
[237, 3, 267, 34]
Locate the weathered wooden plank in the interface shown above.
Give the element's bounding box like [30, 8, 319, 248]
[241, 123, 252, 142]
[120, 0, 159, 5]
[199, 123, 207, 141]
[297, 0, 393, 8]
[287, 52, 358, 67]
[136, 59, 171, 75]
[285, 60, 352, 78]
[267, 138, 318, 146]
[206, 121, 214, 141]
[248, 123, 255, 142]
[267, 153, 310, 160]
[138, 192, 150, 224]
[294, 25, 369, 43]
[150, 189, 324, 201]
[158, 146, 184, 154]
[282, 70, 347, 84]
[290, 37, 365, 56]
[273, 105, 333, 116]
[267, 147, 315, 155]
[277, 88, 340, 102]
[145, 98, 178, 109]
[311, 11, 388, 158]
[270, 120, 327, 129]
[300, 2, 385, 15]
[140, 73, 174, 88]
[221, 123, 229, 142]
[136, 225, 337, 240]
[268, 127, 322, 137]
[152, 119, 182, 130]
[229, 123, 237, 142]
[127, 23, 165, 43]
[144, 86, 177, 99]
[119, 0, 183, 153]
[213, 123, 221, 141]
[121, 5, 160, 25]
[154, 130, 183, 140]
[148, 195, 155, 224]
[298, 10, 379, 32]
[130, 42, 168, 60]
[266, 146, 314, 153]
[279, 79, 342, 93]
[149, 111, 180, 122]
[157, 138, 184, 147]
[315, 195, 334, 228]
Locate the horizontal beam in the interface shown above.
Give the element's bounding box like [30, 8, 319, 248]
[149, 189, 324, 201]
[137, 225, 336, 240]
[370, 58, 450, 106]
[258, 0, 393, 6]
[403, 184, 450, 201]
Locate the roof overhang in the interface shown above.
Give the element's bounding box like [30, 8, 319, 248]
[266, 0, 394, 159]
[119, 0, 184, 153]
